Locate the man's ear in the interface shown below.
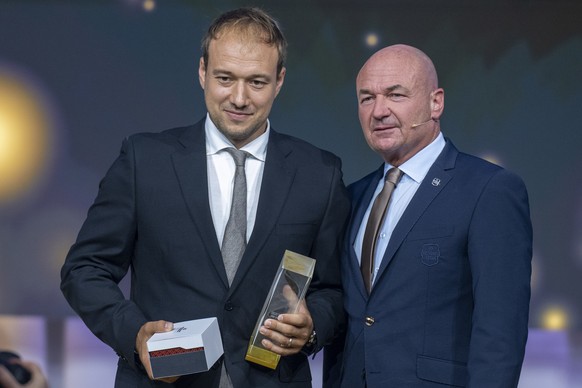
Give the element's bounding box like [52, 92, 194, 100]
[430, 88, 445, 119]
[274, 67, 286, 97]
[198, 57, 206, 90]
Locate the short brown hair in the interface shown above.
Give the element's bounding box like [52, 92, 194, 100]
[201, 7, 287, 75]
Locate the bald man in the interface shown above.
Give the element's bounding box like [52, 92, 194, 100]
[327, 45, 532, 387]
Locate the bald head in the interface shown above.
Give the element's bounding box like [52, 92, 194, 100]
[355, 44, 444, 165]
[358, 44, 439, 93]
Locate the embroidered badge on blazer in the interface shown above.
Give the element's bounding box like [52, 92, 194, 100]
[421, 244, 440, 266]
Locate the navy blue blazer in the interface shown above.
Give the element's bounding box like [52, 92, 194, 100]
[336, 140, 532, 387]
[61, 118, 350, 387]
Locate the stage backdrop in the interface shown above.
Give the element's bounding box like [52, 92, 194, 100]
[0, 1, 581, 386]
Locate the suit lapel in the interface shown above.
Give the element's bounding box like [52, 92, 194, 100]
[373, 141, 459, 287]
[171, 120, 229, 287]
[228, 130, 296, 293]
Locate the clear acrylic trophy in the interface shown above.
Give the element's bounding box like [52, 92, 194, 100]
[245, 250, 315, 369]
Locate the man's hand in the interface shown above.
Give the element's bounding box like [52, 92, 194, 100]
[135, 320, 178, 383]
[259, 285, 314, 356]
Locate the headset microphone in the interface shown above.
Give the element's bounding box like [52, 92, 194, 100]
[411, 118, 434, 128]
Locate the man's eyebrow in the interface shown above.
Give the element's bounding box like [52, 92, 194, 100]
[211, 68, 233, 76]
[211, 69, 272, 81]
[358, 84, 407, 96]
[384, 84, 406, 93]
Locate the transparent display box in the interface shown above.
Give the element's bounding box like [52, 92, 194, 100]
[245, 250, 315, 369]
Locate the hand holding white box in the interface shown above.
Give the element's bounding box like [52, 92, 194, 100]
[146, 317, 223, 379]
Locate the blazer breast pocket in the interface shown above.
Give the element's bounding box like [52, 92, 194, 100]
[406, 226, 454, 267]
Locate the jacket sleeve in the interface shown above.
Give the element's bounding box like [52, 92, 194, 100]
[305, 155, 350, 354]
[466, 168, 532, 387]
[60, 136, 147, 370]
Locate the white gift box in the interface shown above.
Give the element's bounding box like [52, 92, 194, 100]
[146, 318, 223, 379]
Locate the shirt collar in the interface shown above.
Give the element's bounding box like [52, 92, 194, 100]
[204, 113, 269, 161]
[384, 132, 446, 184]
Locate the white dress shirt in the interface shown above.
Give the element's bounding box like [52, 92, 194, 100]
[354, 132, 446, 285]
[205, 114, 269, 245]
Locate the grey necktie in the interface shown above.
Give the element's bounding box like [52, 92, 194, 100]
[360, 167, 403, 294]
[221, 147, 248, 286]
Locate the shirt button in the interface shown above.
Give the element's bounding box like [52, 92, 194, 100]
[365, 316, 375, 326]
[380, 232, 386, 239]
[224, 300, 233, 311]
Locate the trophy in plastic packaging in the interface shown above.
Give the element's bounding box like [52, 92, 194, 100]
[245, 250, 315, 369]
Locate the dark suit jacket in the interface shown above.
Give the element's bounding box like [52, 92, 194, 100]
[61, 118, 350, 387]
[335, 140, 532, 387]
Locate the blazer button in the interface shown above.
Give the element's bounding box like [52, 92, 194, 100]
[365, 316, 375, 326]
[224, 301, 233, 311]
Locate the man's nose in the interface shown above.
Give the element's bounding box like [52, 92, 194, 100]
[230, 81, 249, 108]
[372, 95, 391, 119]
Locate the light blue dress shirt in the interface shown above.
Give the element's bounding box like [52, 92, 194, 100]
[354, 133, 446, 285]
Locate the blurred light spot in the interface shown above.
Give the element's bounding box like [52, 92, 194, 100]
[365, 33, 379, 48]
[143, 0, 155, 12]
[480, 152, 502, 166]
[541, 306, 569, 330]
[0, 72, 51, 203]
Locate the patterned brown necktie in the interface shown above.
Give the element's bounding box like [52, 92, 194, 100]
[360, 167, 403, 294]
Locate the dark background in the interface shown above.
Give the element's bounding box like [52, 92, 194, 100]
[1, 0, 581, 333]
